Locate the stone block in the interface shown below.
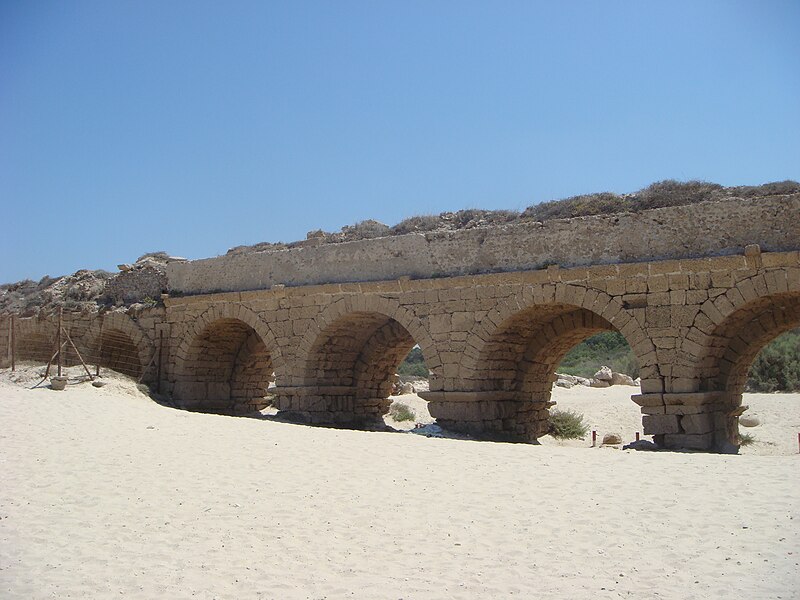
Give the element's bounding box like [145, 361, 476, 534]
[652, 337, 676, 349]
[631, 393, 663, 407]
[645, 306, 671, 327]
[685, 289, 708, 305]
[647, 275, 669, 293]
[665, 404, 704, 415]
[173, 381, 207, 402]
[626, 278, 648, 294]
[765, 270, 789, 294]
[663, 433, 714, 451]
[669, 378, 698, 393]
[680, 413, 713, 434]
[668, 273, 690, 290]
[648, 260, 681, 276]
[787, 267, 800, 290]
[761, 251, 796, 267]
[640, 378, 664, 394]
[648, 292, 671, 306]
[669, 290, 686, 305]
[643, 414, 681, 434]
[206, 381, 231, 402]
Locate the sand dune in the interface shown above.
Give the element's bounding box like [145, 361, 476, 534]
[1, 367, 798, 599]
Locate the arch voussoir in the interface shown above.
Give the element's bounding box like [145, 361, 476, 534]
[445, 284, 646, 442]
[278, 295, 439, 425]
[172, 303, 280, 414]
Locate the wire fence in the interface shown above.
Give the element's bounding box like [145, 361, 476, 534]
[3, 311, 159, 385]
[83, 327, 145, 378]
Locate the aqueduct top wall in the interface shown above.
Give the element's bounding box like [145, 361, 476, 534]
[168, 195, 799, 294]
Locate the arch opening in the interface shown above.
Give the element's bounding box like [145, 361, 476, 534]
[735, 328, 800, 452]
[175, 318, 274, 414]
[474, 305, 626, 395]
[448, 303, 642, 442]
[558, 331, 638, 381]
[681, 292, 800, 453]
[746, 328, 800, 394]
[285, 311, 424, 425]
[702, 292, 800, 400]
[697, 291, 800, 451]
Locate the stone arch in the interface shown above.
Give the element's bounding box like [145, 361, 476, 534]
[699, 291, 800, 399]
[429, 283, 649, 441]
[84, 312, 154, 378]
[281, 295, 439, 423]
[173, 303, 284, 380]
[294, 295, 440, 384]
[460, 283, 651, 389]
[680, 270, 800, 393]
[172, 303, 282, 413]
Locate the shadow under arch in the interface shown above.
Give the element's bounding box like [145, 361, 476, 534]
[172, 304, 282, 414]
[275, 295, 439, 425]
[84, 312, 155, 379]
[433, 284, 649, 441]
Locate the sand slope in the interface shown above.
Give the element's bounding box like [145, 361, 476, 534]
[1, 370, 798, 599]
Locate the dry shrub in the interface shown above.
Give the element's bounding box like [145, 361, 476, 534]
[389, 402, 416, 422]
[739, 432, 756, 447]
[391, 214, 441, 235]
[633, 180, 725, 210]
[341, 219, 391, 240]
[548, 409, 589, 439]
[522, 192, 630, 222]
[730, 180, 800, 198]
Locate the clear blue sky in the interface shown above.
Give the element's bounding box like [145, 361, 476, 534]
[1, 1, 798, 283]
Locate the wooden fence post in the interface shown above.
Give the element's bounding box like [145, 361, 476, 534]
[57, 307, 63, 377]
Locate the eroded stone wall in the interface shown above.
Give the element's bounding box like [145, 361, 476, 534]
[168, 195, 799, 294]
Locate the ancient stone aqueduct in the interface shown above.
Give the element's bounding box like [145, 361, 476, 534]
[2, 195, 799, 452]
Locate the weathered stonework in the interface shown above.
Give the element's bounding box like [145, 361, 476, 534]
[3, 196, 799, 453]
[167, 195, 799, 293]
[103, 265, 168, 305]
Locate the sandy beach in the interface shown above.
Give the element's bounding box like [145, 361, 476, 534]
[1, 367, 798, 599]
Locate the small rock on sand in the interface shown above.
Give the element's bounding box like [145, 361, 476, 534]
[739, 415, 760, 427]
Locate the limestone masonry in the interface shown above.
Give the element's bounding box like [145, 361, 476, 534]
[168, 196, 798, 293]
[3, 194, 799, 453]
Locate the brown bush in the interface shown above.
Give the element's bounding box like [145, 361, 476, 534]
[632, 180, 725, 210]
[522, 192, 630, 221]
[730, 180, 800, 198]
[391, 214, 441, 235]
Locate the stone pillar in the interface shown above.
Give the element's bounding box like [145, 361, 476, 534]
[420, 391, 553, 442]
[632, 391, 741, 452]
[272, 386, 391, 425]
